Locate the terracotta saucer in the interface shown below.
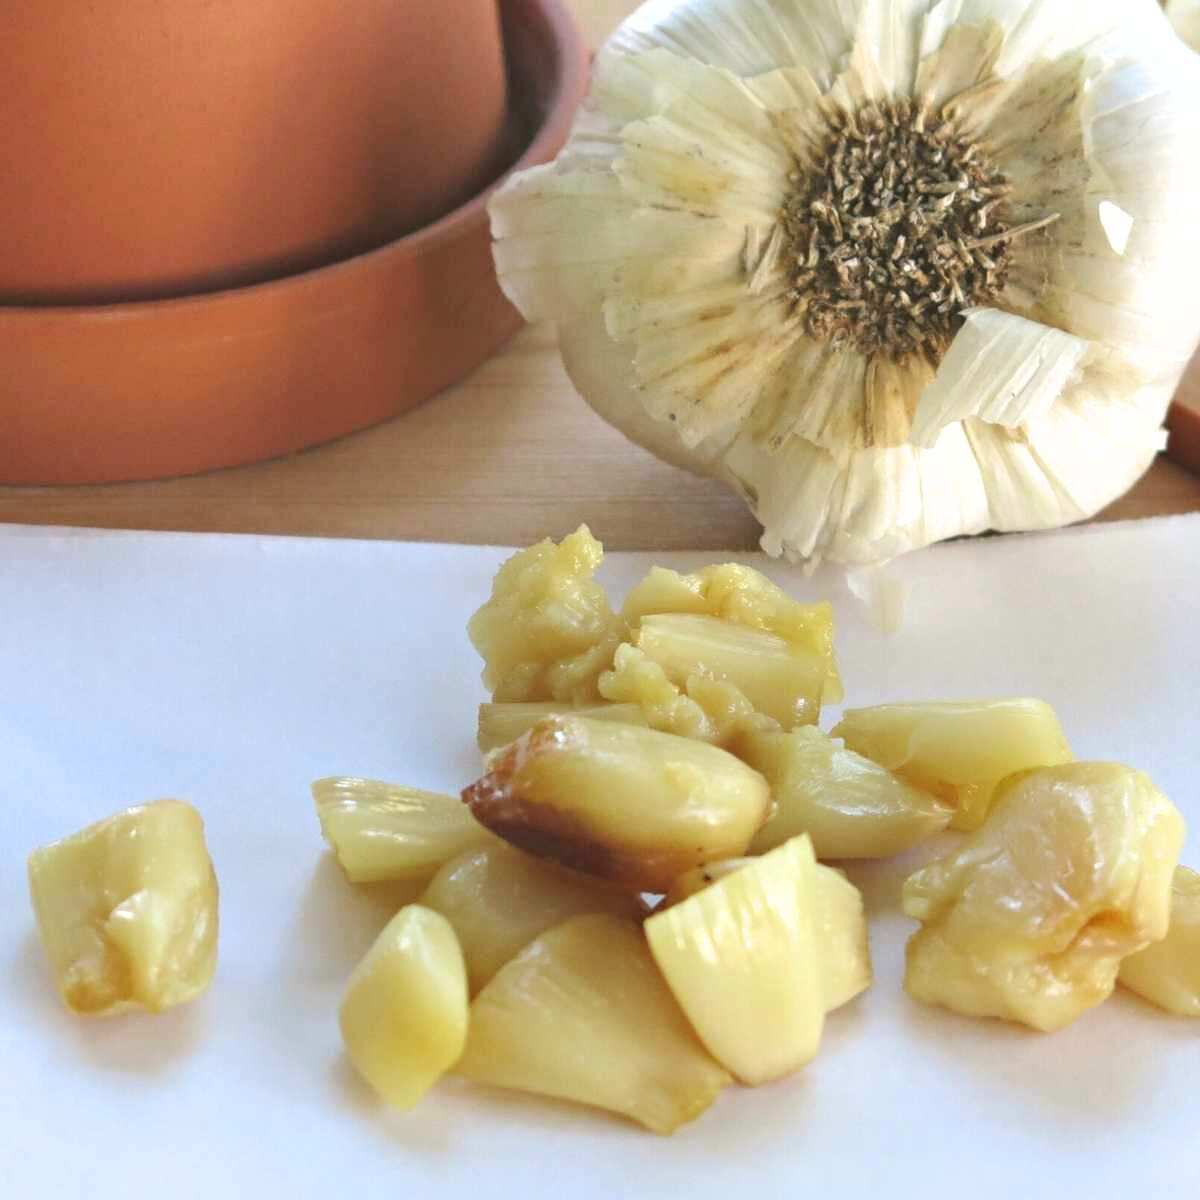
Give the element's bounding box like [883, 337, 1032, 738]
[0, 0, 587, 486]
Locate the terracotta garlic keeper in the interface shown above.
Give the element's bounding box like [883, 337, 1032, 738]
[0, 0, 512, 302]
[0, 0, 586, 485]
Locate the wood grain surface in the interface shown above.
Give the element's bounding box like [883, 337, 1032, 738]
[0, 0, 1196, 549]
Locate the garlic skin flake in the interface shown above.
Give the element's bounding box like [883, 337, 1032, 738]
[490, 0, 1200, 565]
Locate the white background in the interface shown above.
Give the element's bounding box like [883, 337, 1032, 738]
[2, 518, 1197, 1196]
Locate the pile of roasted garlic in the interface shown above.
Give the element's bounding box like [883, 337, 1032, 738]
[319, 527, 1198, 1132]
[26, 527, 1198, 1134]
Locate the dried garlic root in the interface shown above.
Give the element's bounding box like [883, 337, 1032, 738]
[903, 763, 1185, 1032]
[735, 726, 952, 859]
[313, 777, 492, 884]
[462, 714, 772, 892]
[662, 855, 872, 1014]
[646, 836, 826, 1085]
[340, 905, 468, 1109]
[833, 699, 1073, 830]
[420, 841, 644, 995]
[457, 914, 730, 1134]
[1119, 866, 1200, 1017]
[477, 701, 646, 753]
[28, 799, 218, 1016]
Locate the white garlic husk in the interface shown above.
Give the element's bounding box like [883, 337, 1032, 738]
[1166, 2, 1200, 52]
[490, 0, 1200, 566]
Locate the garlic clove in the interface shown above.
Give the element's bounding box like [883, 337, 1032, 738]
[462, 714, 771, 893]
[476, 701, 647, 755]
[902, 762, 1184, 1032]
[659, 854, 873, 1015]
[645, 835, 826, 1085]
[737, 726, 952, 859]
[313, 777, 493, 885]
[466, 524, 622, 706]
[339, 906, 468, 1109]
[419, 842, 644, 995]
[832, 697, 1073, 831]
[1119, 865, 1200, 1017]
[457, 913, 731, 1135]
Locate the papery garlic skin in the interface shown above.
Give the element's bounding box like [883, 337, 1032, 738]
[491, 0, 1200, 565]
[1166, 1, 1200, 52]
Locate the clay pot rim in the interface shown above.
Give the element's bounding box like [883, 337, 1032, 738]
[0, 0, 585, 321]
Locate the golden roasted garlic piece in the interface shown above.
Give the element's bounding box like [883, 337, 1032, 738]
[833, 699, 1073, 830]
[662, 855, 871, 1013]
[462, 715, 771, 892]
[736, 726, 952, 859]
[622, 563, 842, 701]
[637, 614, 825, 729]
[420, 841, 644, 994]
[457, 913, 730, 1134]
[646, 837, 826, 1084]
[599, 642, 773, 747]
[340, 905, 468, 1109]
[476, 701, 646, 753]
[1119, 866, 1200, 1017]
[28, 799, 218, 1016]
[467, 525, 623, 704]
[313, 777, 492, 884]
[903, 763, 1185, 1032]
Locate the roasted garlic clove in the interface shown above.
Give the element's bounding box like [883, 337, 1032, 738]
[599, 642, 773, 746]
[339, 905, 468, 1109]
[903, 763, 1185, 1032]
[660, 851, 871, 1015]
[833, 699, 1073, 830]
[27, 799, 218, 1016]
[462, 715, 771, 892]
[645, 836, 825, 1084]
[621, 563, 842, 702]
[313, 777, 492, 884]
[467, 525, 623, 704]
[736, 726, 952, 858]
[420, 841, 644, 994]
[812, 864, 875, 1011]
[1119, 866, 1200, 1017]
[636, 613, 825, 729]
[457, 914, 730, 1134]
[476, 701, 646, 753]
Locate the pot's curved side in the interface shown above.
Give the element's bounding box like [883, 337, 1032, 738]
[0, 0, 589, 486]
[0, 0, 511, 303]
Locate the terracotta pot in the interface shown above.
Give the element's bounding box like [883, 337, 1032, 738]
[0, 0, 510, 303]
[0, 0, 587, 485]
[1168, 401, 1200, 475]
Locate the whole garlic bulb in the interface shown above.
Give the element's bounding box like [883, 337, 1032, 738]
[490, 0, 1200, 565]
